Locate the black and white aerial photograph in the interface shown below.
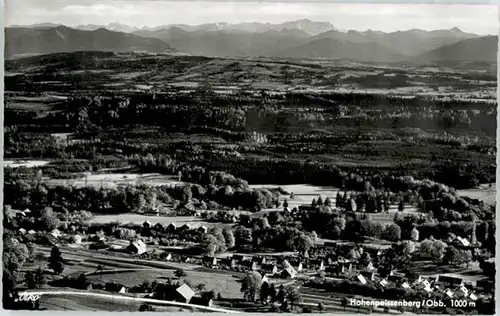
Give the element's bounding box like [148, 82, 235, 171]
[2, 0, 497, 314]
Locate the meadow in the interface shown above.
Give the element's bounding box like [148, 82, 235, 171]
[456, 183, 496, 206]
[86, 269, 242, 299]
[45, 173, 181, 188]
[38, 294, 200, 312]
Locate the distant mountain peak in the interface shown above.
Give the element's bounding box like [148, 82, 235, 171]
[281, 19, 335, 35]
[216, 22, 229, 29]
[450, 27, 464, 33]
[10, 22, 63, 29]
[108, 22, 126, 26]
[105, 22, 139, 33]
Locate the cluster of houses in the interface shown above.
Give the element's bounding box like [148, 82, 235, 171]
[200, 254, 327, 280]
[355, 270, 479, 300]
[18, 225, 151, 256]
[17, 219, 212, 251]
[318, 244, 484, 301]
[197, 243, 486, 305]
[143, 221, 209, 235]
[19, 228, 67, 246]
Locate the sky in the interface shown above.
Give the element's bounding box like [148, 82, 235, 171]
[4, 0, 499, 35]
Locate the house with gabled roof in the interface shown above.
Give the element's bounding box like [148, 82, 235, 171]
[262, 275, 270, 284]
[247, 261, 258, 271]
[179, 223, 192, 231]
[127, 239, 147, 255]
[436, 275, 463, 288]
[295, 262, 304, 272]
[415, 279, 433, 292]
[456, 236, 470, 247]
[360, 271, 375, 281]
[197, 226, 208, 234]
[44, 234, 59, 246]
[282, 266, 298, 279]
[379, 279, 388, 287]
[388, 272, 405, 284]
[459, 284, 469, 296]
[225, 257, 237, 268]
[338, 258, 353, 268]
[154, 222, 165, 231]
[357, 274, 367, 285]
[167, 223, 177, 233]
[175, 284, 196, 303]
[262, 264, 278, 275]
[310, 259, 325, 271]
[90, 230, 106, 242]
[358, 260, 375, 271]
[253, 256, 267, 265]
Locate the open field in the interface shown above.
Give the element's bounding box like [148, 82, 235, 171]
[31, 246, 243, 300]
[32, 290, 228, 312]
[35, 245, 201, 270]
[6, 95, 67, 114]
[315, 238, 393, 249]
[456, 183, 496, 206]
[46, 173, 181, 188]
[39, 294, 163, 311]
[4, 160, 51, 168]
[406, 260, 488, 284]
[86, 269, 242, 299]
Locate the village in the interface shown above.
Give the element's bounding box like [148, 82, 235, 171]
[7, 188, 495, 314]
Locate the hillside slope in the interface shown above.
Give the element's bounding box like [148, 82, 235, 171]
[415, 36, 497, 63]
[5, 26, 175, 58]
